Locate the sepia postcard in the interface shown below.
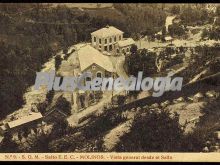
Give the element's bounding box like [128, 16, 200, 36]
[0, 2, 220, 162]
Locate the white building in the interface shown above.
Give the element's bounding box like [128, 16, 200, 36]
[91, 25, 135, 56]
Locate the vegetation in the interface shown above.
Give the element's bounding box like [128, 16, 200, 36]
[170, 5, 180, 15]
[168, 24, 186, 37]
[0, 3, 167, 119]
[180, 5, 211, 26]
[54, 96, 71, 116]
[202, 27, 220, 40]
[0, 132, 20, 153]
[116, 110, 184, 152]
[125, 45, 157, 77]
[176, 45, 219, 84]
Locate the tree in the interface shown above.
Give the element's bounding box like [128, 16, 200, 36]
[49, 119, 69, 140]
[162, 25, 166, 38]
[28, 132, 50, 152]
[55, 96, 71, 115]
[117, 95, 126, 106]
[46, 89, 55, 104]
[55, 55, 62, 71]
[168, 24, 185, 37]
[171, 5, 180, 15]
[216, 5, 220, 16]
[37, 101, 48, 115]
[0, 132, 20, 153]
[130, 44, 138, 54]
[116, 110, 184, 152]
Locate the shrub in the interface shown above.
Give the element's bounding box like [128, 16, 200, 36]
[116, 110, 184, 152]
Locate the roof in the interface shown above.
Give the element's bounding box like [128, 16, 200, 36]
[0, 125, 7, 131]
[91, 26, 123, 38]
[117, 38, 135, 47]
[77, 44, 114, 72]
[7, 112, 43, 129]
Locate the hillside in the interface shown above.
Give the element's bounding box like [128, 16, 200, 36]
[0, 3, 219, 153]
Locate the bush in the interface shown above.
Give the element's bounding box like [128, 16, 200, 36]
[168, 24, 185, 37]
[0, 132, 20, 153]
[54, 96, 71, 116]
[171, 5, 180, 15]
[55, 55, 62, 71]
[116, 110, 184, 152]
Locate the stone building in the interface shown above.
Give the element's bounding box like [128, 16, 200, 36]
[91, 25, 135, 56]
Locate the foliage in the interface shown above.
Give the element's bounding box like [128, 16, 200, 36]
[27, 132, 51, 153]
[115, 110, 184, 152]
[0, 132, 20, 153]
[55, 55, 62, 71]
[54, 96, 71, 116]
[168, 24, 186, 37]
[125, 47, 157, 77]
[113, 4, 166, 35]
[0, 4, 167, 119]
[46, 89, 55, 104]
[201, 27, 220, 40]
[49, 119, 69, 140]
[171, 5, 180, 15]
[117, 95, 126, 106]
[180, 6, 210, 26]
[83, 111, 127, 139]
[216, 5, 220, 16]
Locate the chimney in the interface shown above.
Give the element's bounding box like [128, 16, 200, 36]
[106, 25, 109, 28]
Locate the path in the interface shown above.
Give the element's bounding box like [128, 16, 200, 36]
[102, 120, 133, 151]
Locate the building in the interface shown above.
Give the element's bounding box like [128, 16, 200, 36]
[91, 26, 123, 54]
[91, 25, 135, 56]
[115, 38, 135, 56]
[59, 26, 134, 113]
[75, 44, 115, 79]
[0, 112, 43, 135]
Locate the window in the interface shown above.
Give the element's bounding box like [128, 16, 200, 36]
[127, 47, 129, 52]
[96, 72, 102, 78]
[99, 39, 101, 44]
[122, 49, 125, 53]
[110, 38, 112, 43]
[117, 49, 119, 53]
[86, 77, 91, 81]
[94, 37, 96, 42]
[99, 45, 101, 49]
[104, 46, 107, 51]
[92, 65, 96, 70]
[119, 35, 121, 40]
[114, 36, 116, 42]
[109, 45, 112, 51]
[105, 39, 107, 44]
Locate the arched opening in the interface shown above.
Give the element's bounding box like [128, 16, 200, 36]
[127, 47, 130, 52]
[86, 77, 91, 82]
[96, 72, 102, 78]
